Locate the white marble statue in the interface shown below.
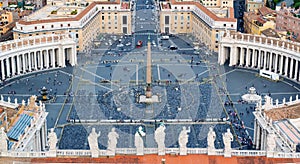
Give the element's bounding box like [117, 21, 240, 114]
[283, 98, 286, 104]
[222, 129, 233, 153]
[88, 128, 101, 151]
[48, 128, 58, 151]
[290, 96, 293, 103]
[207, 127, 216, 150]
[0, 95, 3, 101]
[107, 127, 119, 156]
[0, 127, 8, 152]
[154, 123, 166, 155]
[7, 97, 10, 103]
[296, 95, 299, 101]
[179, 126, 190, 155]
[135, 126, 146, 155]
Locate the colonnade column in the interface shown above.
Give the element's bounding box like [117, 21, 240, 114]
[1, 60, 5, 80]
[22, 54, 26, 73]
[28, 53, 32, 72]
[274, 54, 278, 73]
[52, 49, 56, 68]
[34, 52, 37, 70]
[285, 57, 289, 76]
[46, 50, 49, 68]
[251, 49, 255, 68]
[257, 50, 261, 69]
[240, 47, 244, 66]
[40, 51, 44, 69]
[17, 55, 20, 74]
[294, 60, 298, 80]
[269, 52, 273, 71]
[246, 48, 250, 67]
[11, 56, 16, 76]
[263, 51, 267, 70]
[290, 58, 294, 78]
[6, 58, 10, 77]
[280, 54, 284, 74]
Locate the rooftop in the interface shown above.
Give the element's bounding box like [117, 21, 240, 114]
[265, 103, 300, 121]
[261, 28, 280, 38]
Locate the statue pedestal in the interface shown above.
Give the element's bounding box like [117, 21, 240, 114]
[266, 151, 274, 158]
[207, 148, 215, 155]
[179, 147, 187, 155]
[106, 149, 116, 156]
[158, 149, 165, 156]
[224, 149, 231, 157]
[136, 148, 144, 156]
[46, 150, 57, 157]
[0, 151, 8, 157]
[91, 150, 99, 158]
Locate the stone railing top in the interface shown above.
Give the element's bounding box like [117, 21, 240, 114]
[0, 34, 74, 53]
[222, 31, 300, 53]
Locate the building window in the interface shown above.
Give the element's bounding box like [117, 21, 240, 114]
[108, 7, 111, 9]
[223, 24, 226, 27]
[115, 27, 117, 29]
[102, 7, 104, 9]
[35, 26, 37, 29]
[61, 24, 63, 27]
[115, 6, 117, 9]
[51, 25, 54, 28]
[68, 24, 70, 27]
[102, 16, 104, 20]
[42, 26, 44, 29]
[175, 7, 177, 9]
[181, 7, 183, 9]
[174, 16, 177, 20]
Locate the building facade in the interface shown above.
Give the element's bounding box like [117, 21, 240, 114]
[276, 8, 300, 42]
[160, 0, 236, 52]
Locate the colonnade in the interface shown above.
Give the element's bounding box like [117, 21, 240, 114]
[0, 34, 77, 81]
[218, 31, 300, 81]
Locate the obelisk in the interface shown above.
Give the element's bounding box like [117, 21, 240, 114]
[146, 35, 152, 98]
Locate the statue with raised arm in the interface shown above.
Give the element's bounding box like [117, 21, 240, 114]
[48, 128, 57, 151]
[0, 127, 9, 152]
[135, 126, 146, 155]
[107, 127, 119, 156]
[222, 128, 233, 157]
[154, 123, 166, 155]
[179, 126, 190, 155]
[88, 128, 101, 151]
[207, 127, 216, 150]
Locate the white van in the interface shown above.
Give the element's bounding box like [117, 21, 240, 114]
[161, 35, 169, 40]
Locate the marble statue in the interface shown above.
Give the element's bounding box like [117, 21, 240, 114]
[1, 95, 3, 101]
[179, 126, 190, 155]
[7, 97, 10, 103]
[283, 98, 286, 104]
[207, 127, 216, 150]
[154, 123, 166, 155]
[275, 99, 279, 106]
[135, 126, 146, 155]
[14, 98, 17, 104]
[48, 128, 57, 151]
[107, 127, 119, 156]
[0, 127, 8, 152]
[22, 99, 25, 106]
[290, 96, 293, 103]
[88, 128, 101, 151]
[296, 95, 299, 101]
[222, 128, 233, 157]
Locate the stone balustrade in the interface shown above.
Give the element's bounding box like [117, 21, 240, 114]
[1, 148, 300, 158]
